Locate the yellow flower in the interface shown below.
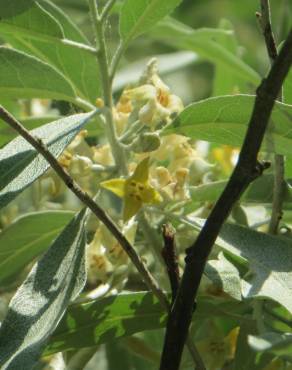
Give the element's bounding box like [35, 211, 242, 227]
[100, 157, 162, 222]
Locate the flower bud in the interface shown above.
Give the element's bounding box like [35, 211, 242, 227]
[130, 132, 161, 153]
[123, 85, 156, 101]
[175, 168, 189, 186]
[189, 158, 214, 184]
[155, 166, 171, 187]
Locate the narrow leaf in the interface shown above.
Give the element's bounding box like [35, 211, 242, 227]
[0, 47, 76, 101]
[120, 0, 182, 44]
[165, 95, 292, 155]
[0, 111, 95, 209]
[0, 115, 62, 147]
[0, 209, 87, 369]
[0, 211, 74, 284]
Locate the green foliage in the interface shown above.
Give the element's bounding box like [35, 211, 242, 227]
[166, 95, 292, 155]
[120, 0, 183, 43]
[0, 0, 100, 103]
[0, 112, 94, 209]
[218, 223, 292, 314]
[0, 0, 291, 369]
[46, 292, 167, 355]
[151, 18, 261, 87]
[0, 209, 87, 369]
[0, 47, 76, 101]
[0, 115, 62, 147]
[0, 211, 74, 285]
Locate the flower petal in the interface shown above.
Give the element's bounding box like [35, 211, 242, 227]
[100, 178, 126, 198]
[142, 186, 162, 204]
[131, 157, 150, 183]
[123, 196, 142, 222]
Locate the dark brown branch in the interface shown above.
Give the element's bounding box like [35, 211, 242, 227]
[256, 0, 278, 61]
[161, 224, 180, 303]
[257, 0, 286, 235]
[0, 106, 168, 310]
[159, 29, 292, 370]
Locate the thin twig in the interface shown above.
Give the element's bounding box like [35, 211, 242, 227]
[0, 105, 168, 311]
[159, 29, 292, 370]
[257, 0, 286, 235]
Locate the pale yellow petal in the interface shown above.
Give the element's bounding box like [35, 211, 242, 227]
[123, 196, 142, 222]
[141, 186, 162, 204]
[100, 178, 126, 198]
[131, 157, 150, 183]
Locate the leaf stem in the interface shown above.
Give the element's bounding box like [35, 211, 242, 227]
[61, 39, 97, 53]
[88, 0, 128, 175]
[100, 0, 117, 21]
[110, 40, 126, 82]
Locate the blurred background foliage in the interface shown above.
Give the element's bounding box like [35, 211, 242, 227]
[53, 0, 291, 103]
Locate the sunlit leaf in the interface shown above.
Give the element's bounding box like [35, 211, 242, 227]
[0, 209, 87, 369]
[205, 252, 242, 300]
[0, 115, 62, 147]
[0, 47, 76, 102]
[120, 0, 182, 44]
[217, 224, 292, 314]
[0, 111, 95, 209]
[165, 95, 292, 155]
[0, 1, 100, 103]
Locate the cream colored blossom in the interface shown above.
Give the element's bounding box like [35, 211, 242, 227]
[119, 59, 183, 129]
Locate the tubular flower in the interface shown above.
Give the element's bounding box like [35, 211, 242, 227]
[121, 60, 183, 128]
[100, 157, 162, 222]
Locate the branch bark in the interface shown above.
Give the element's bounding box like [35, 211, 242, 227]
[257, 0, 286, 235]
[159, 28, 292, 370]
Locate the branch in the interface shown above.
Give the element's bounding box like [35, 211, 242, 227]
[0, 105, 168, 311]
[159, 28, 292, 370]
[161, 224, 180, 303]
[257, 0, 286, 235]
